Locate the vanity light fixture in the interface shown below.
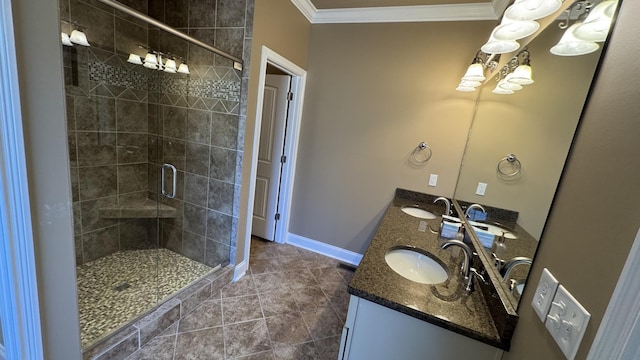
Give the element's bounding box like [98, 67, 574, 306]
[164, 58, 177, 73]
[69, 30, 91, 46]
[550, 23, 600, 56]
[456, 79, 483, 92]
[500, 74, 524, 91]
[127, 53, 143, 65]
[490, 49, 535, 95]
[492, 17, 540, 41]
[572, 0, 617, 42]
[143, 52, 159, 69]
[504, 0, 562, 21]
[130, 46, 190, 75]
[60, 20, 91, 47]
[492, 81, 515, 95]
[456, 51, 499, 92]
[508, 49, 535, 85]
[61, 32, 73, 47]
[481, 28, 521, 55]
[456, 82, 479, 92]
[177, 63, 190, 74]
[550, 0, 616, 57]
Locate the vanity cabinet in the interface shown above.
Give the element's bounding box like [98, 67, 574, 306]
[339, 295, 504, 360]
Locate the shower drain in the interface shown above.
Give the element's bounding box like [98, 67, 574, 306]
[113, 283, 131, 292]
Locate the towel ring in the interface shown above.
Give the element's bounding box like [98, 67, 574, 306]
[497, 153, 521, 177]
[410, 142, 432, 165]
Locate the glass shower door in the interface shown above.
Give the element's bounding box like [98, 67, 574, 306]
[65, 0, 243, 349]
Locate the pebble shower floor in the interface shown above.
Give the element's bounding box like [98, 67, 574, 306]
[76, 248, 213, 347]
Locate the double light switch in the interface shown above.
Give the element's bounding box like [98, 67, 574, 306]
[531, 268, 591, 360]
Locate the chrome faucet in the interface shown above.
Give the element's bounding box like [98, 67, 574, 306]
[465, 268, 486, 292]
[464, 203, 486, 218]
[433, 197, 451, 216]
[500, 257, 533, 280]
[440, 239, 472, 279]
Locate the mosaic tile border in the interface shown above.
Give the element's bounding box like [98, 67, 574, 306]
[89, 61, 241, 102]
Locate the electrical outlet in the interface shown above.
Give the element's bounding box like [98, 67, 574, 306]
[531, 268, 560, 321]
[475, 182, 487, 195]
[544, 285, 591, 360]
[428, 174, 438, 187]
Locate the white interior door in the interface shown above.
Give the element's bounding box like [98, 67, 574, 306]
[252, 74, 290, 240]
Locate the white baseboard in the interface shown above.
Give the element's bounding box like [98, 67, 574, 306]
[286, 233, 363, 266]
[233, 261, 248, 281]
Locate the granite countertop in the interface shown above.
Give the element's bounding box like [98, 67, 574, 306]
[348, 192, 509, 350]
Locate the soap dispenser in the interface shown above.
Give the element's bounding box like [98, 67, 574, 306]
[491, 232, 507, 259]
[455, 224, 466, 242]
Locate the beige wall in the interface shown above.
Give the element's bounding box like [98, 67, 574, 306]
[503, 0, 640, 358]
[288, 21, 494, 253]
[237, 0, 311, 263]
[13, 0, 82, 358]
[455, 25, 602, 239]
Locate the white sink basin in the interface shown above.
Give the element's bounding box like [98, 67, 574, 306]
[401, 206, 437, 220]
[385, 248, 448, 284]
[473, 223, 517, 239]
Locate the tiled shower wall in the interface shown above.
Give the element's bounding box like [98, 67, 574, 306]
[61, 0, 253, 267]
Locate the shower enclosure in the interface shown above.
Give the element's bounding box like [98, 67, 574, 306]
[60, 0, 248, 349]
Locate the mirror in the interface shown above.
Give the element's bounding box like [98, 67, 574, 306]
[453, 1, 619, 309]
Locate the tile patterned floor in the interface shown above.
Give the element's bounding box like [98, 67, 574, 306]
[125, 238, 354, 360]
[77, 249, 213, 348]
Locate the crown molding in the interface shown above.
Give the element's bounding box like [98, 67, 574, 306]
[290, 0, 504, 24]
[290, 0, 317, 22]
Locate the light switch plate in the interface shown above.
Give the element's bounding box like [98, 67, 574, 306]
[531, 268, 559, 322]
[475, 182, 487, 195]
[545, 285, 591, 360]
[428, 174, 438, 187]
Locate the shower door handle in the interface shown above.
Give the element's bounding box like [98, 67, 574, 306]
[161, 163, 177, 199]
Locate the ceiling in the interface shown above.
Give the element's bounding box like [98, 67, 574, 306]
[310, 0, 489, 9]
[291, 0, 509, 23]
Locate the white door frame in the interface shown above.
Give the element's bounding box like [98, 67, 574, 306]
[0, 1, 44, 359]
[252, 74, 291, 241]
[242, 46, 307, 267]
[587, 225, 640, 359]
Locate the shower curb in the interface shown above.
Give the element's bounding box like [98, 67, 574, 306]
[82, 264, 235, 360]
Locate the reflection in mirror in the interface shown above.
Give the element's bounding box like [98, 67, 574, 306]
[454, 1, 619, 309]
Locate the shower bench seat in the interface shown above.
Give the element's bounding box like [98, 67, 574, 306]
[99, 198, 178, 219]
